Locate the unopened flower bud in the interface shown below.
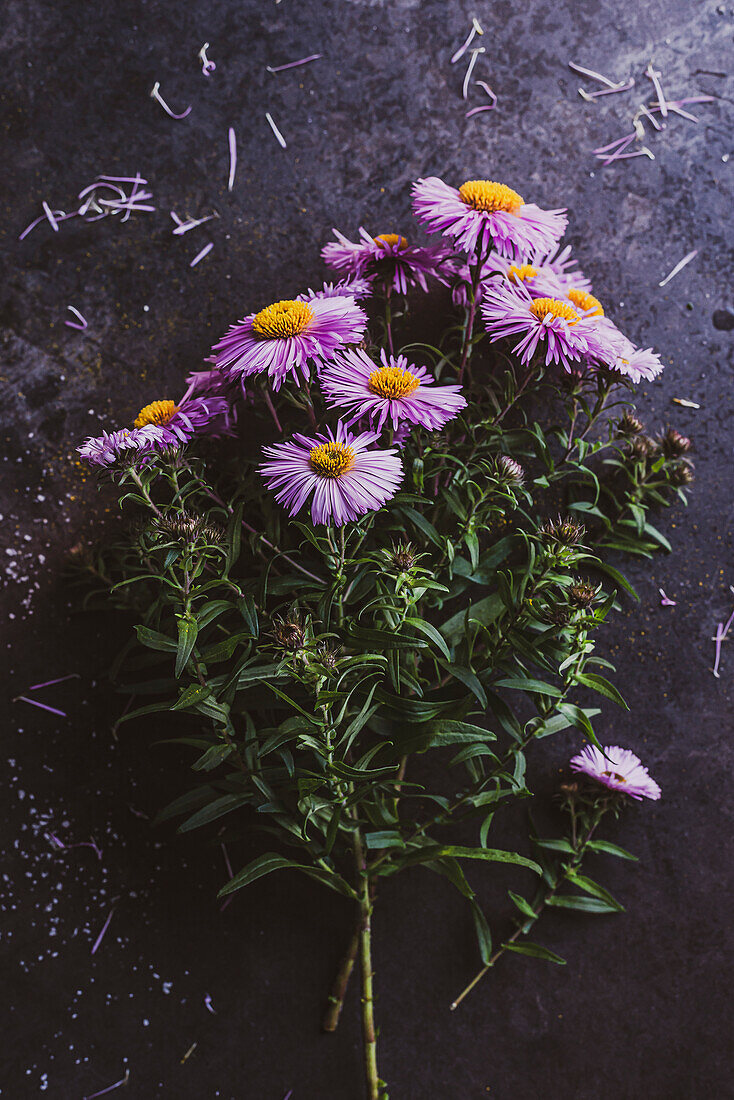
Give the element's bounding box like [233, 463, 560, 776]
[660, 428, 692, 458]
[390, 542, 417, 571]
[495, 454, 525, 485]
[540, 515, 585, 546]
[670, 461, 694, 486]
[628, 435, 655, 460]
[272, 614, 305, 650]
[569, 581, 596, 609]
[616, 411, 644, 437]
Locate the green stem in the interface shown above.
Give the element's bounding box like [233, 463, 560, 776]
[357, 845, 380, 1099]
[128, 468, 162, 517]
[384, 288, 394, 356]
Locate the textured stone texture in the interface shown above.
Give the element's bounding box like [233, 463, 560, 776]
[1, 0, 732, 1097]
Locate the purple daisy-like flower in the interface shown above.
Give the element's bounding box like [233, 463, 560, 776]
[212, 296, 367, 391]
[259, 421, 403, 527]
[481, 282, 607, 372]
[570, 744, 661, 801]
[132, 389, 234, 446]
[320, 348, 467, 432]
[297, 277, 374, 303]
[322, 228, 451, 294]
[77, 426, 167, 468]
[411, 177, 567, 262]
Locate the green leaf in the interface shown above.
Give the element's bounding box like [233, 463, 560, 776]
[178, 793, 250, 832]
[574, 672, 629, 710]
[470, 898, 493, 965]
[434, 845, 541, 875]
[348, 624, 428, 651]
[441, 662, 487, 708]
[495, 676, 563, 698]
[237, 594, 259, 637]
[397, 719, 496, 755]
[175, 617, 199, 678]
[586, 840, 638, 861]
[508, 891, 537, 919]
[172, 683, 213, 710]
[403, 617, 451, 661]
[546, 894, 622, 914]
[364, 830, 406, 850]
[504, 941, 566, 964]
[534, 838, 575, 853]
[440, 593, 503, 641]
[218, 852, 356, 899]
[135, 625, 177, 652]
[566, 871, 624, 910]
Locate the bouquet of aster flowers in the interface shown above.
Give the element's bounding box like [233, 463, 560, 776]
[76, 174, 691, 1099]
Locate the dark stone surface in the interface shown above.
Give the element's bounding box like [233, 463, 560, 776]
[1, 0, 732, 1097]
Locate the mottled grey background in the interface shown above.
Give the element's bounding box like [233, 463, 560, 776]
[2, 0, 732, 1097]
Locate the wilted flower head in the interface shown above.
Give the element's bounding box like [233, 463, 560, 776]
[322, 227, 451, 294]
[320, 348, 466, 433]
[568, 581, 597, 608]
[628, 435, 656, 460]
[259, 421, 403, 527]
[543, 605, 571, 627]
[212, 296, 367, 391]
[616, 411, 644, 437]
[77, 426, 167, 468]
[660, 428, 692, 458]
[540, 515, 585, 545]
[570, 744, 661, 801]
[494, 454, 524, 485]
[411, 176, 567, 261]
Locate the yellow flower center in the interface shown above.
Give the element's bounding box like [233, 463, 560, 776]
[373, 233, 408, 250]
[367, 364, 421, 400]
[603, 771, 627, 783]
[308, 440, 355, 478]
[134, 399, 177, 428]
[507, 264, 538, 284]
[567, 288, 604, 317]
[458, 180, 524, 214]
[252, 299, 314, 339]
[530, 298, 579, 325]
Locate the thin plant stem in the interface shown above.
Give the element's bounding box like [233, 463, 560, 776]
[128, 469, 162, 517]
[354, 826, 380, 1099]
[384, 288, 394, 356]
[322, 917, 361, 1032]
[262, 386, 283, 434]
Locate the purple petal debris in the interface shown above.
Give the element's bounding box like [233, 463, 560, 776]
[150, 81, 192, 120]
[199, 42, 216, 76]
[466, 80, 497, 116]
[659, 588, 676, 607]
[65, 305, 88, 330]
[91, 903, 118, 955]
[672, 398, 701, 409]
[659, 249, 698, 287]
[84, 1068, 130, 1100]
[204, 993, 216, 1014]
[228, 127, 237, 192]
[48, 833, 103, 859]
[579, 78, 636, 101]
[450, 18, 484, 64]
[645, 61, 668, 117]
[170, 212, 218, 236]
[569, 61, 625, 88]
[189, 242, 214, 268]
[265, 112, 287, 148]
[21, 176, 154, 240]
[266, 53, 322, 73]
[462, 48, 485, 100]
[712, 589, 734, 679]
[42, 201, 60, 231]
[283, 1093, 293, 1100]
[180, 1042, 198, 1065]
[13, 695, 67, 717]
[27, 673, 80, 690]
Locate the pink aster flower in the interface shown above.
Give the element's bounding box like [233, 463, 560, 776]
[320, 348, 466, 432]
[481, 282, 608, 372]
[132, 390, 234, 446]
[259, 421, 403, 527]
[212, 296, 367, 390]
[411, 177, 567, 262]
[77, 426, 166, 467]
[570, 744, 661, 801]
[322, 227, 451, 294]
